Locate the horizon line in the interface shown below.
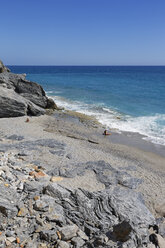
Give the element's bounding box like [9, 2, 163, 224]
[7, 64, 165, 67]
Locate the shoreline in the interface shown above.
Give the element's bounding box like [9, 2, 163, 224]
[53, 108, 165, 158]
[48, 94, 165, 157]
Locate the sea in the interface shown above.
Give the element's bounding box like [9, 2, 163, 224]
[9, 66, 165, 146]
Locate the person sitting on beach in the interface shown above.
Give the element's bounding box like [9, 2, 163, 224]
[103, 129, 111, 135]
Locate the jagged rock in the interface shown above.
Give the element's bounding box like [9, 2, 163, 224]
[116, 171, 143, 189]
[71, 236, 85, 247]
[44, 183, 71, 199]
[0, 60, 58, 118]
[33, 199, 49, 212]
[23, 181, 46, 193]
[77, 229, 89, 241]
[59, 225, 79, 241]
[0, 60, 10, 73]
[44, 183, 155, 247]
[57, 240, 70, 248]
[46, 97, 58, 109]
[40, 229, 58, 242]
[0, 199, 18, 218]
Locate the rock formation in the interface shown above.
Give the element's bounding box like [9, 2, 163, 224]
[0, 60, 10, 73]
[0, 60, 57, 118]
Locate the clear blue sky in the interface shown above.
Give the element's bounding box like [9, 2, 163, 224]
[1, 0, 165, 65]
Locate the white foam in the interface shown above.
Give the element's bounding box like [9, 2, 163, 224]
[50, 95, 165, 146]
[45, 91, 53, 94]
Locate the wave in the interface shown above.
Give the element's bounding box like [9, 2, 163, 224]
[50, 95, 165, 146]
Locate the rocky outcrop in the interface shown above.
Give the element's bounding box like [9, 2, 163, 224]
[0, 60, 57, 118]
[0, 131, 165, 248]
[0, 135, 164, 247]
[0, 150, 156, 247]
[0, 60, 10, 73]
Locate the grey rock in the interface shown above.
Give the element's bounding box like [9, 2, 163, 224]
[116, 171, 143, 189]
[24, 181, 46, 194]
[77, 229, 89, 241]
[59, 225, 79, 241]
[0, 86, 27, 117]
[44, 183, 71, 199]
[7, 135, 24, 141]
[49, 149, 65, 156]
[0, 60, 10, 73]
[0, 184, 19, 204]
[44, 185, 154, 247]
[0, 61, 57, 118]
[53, 160, 142, 189]
[33, 199, 49, 212]
[71, 236, 85, 247]
[46, 203, 65, 224]
[40, 229, 58, 242]
[0, 199, 18, 218]
[57, 240, 70, 248]
[158, 220, 165, 238]
[6, 236, 16, 243]
[0, 139, 66, 158]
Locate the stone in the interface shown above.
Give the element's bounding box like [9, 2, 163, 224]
[46, 97, 58, 109]
[40, 230, 58, 242]
[7, 135, 24, 141]
[155, 200, 165, 217]
[17, 207, 28, 217]
[0, 61, 57, 118]
[0, 185, 18, 218]
[159, 221, 165, 237]
[0, 87, 28, 117]
[156, 234, 165, 248]
[59, 225, 79, 241]
[47, 185, 155, 247]
[57, 240, 70, 248]
[0, 60, 10, 73]
[71, 236, 85, 247]
[44, 183, 71, 199]
[33, 200, 49, 212]
[116, 171, 143, 189]
[77, 229, 89, 241]
[109, 221, 132, 242]
[23, 181, 46, 193]
[6, 237, 16, 243]
[50, 176, 63, 182]
[37, 244, 48, 248]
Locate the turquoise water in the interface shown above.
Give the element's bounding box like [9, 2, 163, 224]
[9, 66, 165, 145]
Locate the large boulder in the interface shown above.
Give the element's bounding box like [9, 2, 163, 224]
[43, 183, 155, 247]
[0, 60, 58, 118]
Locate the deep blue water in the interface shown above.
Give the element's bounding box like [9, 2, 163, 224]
[9, 66, 165, 145]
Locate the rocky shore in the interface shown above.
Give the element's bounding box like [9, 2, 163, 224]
[0, 61, 165, 248]
[0, 60, 57, 118]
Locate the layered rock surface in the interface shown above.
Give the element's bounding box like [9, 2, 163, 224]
[0, 60, 57, 117]
[0, 133, 164, 248]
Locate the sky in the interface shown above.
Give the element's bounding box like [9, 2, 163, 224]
[1, 0, 165, 65]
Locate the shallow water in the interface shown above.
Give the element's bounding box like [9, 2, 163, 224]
[9, 66, 165, 146]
